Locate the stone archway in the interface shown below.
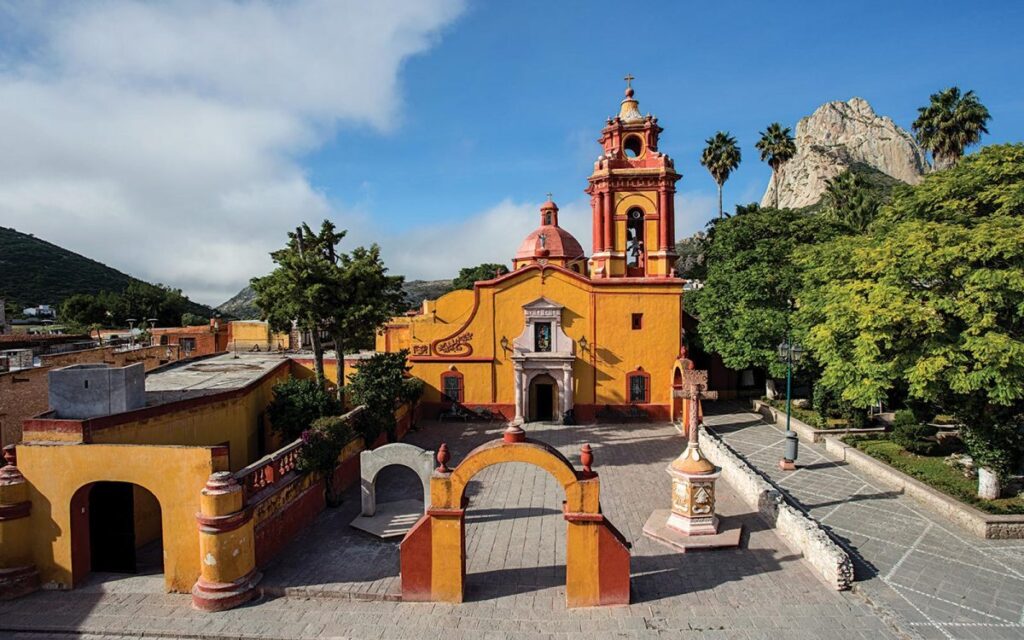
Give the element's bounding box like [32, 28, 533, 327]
[527, 372, 558, 422]
[359, 443, 435, 516]
[399, 436, 630, 607]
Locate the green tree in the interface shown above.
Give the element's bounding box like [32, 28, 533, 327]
[266, 377, 341, 442]
[756, 123, 797, 209]
[689, 207, 836, 386]
[346, 350, 424, 442]
[912, 87, 991, 170]
[700, 132, 742, 220]
[798, 145, 1024, 483]
[180, 312, 208, 326]
[821, 170, 880, 232]
[60, 293, 109, 328]
[451, 263, 508, 291]
[252, 223, 334, 386]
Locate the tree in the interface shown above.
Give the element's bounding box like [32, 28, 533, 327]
[913, 87, 991, 170]
[798, 145, 1024, 487]
[266, 377, 340, 442]
[756, 123, 797, 209]
[689, 207, 837, 386]
[700, 132, 742, 220]
[346, 350, 424, 442]
[60, 293, 109, 328]
[821, 170, 880, 232]
[181, 312, 208, 326]
[252, 224, 333, 386]
[451, 263, 508, 291]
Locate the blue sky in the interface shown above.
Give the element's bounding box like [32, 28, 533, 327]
[1, 0, 1022, 304]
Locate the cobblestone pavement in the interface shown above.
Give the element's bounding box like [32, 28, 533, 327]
[704, 402, 1024, 640]
[0, 419, 897, 639]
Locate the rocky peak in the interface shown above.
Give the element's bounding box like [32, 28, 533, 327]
[761, 97, 928, 209]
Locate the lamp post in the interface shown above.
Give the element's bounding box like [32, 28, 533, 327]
[126, 318, 137, 350]
[776, 336, 804, 470]
[146, 318, 158, 347]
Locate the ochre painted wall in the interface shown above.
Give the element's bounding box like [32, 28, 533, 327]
[228, 321, 289, 353]
[17, 443, 228, 592]
[377, 265, 682, 419]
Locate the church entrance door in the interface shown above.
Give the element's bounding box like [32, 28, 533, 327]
[529, 374, 557, 422]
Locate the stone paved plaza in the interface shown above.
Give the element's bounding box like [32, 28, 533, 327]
[0, 415, 898, 639]
[704, 403, 1024, 640]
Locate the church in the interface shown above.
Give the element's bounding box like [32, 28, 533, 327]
[376, 81, 689, 424]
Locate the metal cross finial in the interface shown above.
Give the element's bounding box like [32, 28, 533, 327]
[624, 73, 635, 89]
[546, 192, 553, 201]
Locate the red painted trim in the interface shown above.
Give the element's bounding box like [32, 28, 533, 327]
[196, 509, 251, 534]
[399, 514, 432, 601]
[427, 507, 465, 517]
[408, 356, 493, 363]
[0, 501, 30, 520]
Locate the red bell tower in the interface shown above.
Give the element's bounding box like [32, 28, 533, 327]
[585, 76, 681, 278]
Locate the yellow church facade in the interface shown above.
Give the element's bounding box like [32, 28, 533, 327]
[377, 82, 687, 423]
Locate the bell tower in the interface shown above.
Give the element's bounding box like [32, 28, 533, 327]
[585, 76, 681, 279]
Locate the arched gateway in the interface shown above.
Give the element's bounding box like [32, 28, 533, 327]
[400, 433, 631, 607]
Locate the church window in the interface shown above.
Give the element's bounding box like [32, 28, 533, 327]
[626, 208, 645, 269]
[631, 313, 643, 330]
[543, 212, 552, 225]
[623, 134, 643, 158]
[534, 322, 552, 352]
[441, 371, 464, 403]
[628, 370, 650, 404]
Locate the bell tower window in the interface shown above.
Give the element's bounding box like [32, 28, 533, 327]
[626, 208, 645, 271]
[624, 134, 644, 159]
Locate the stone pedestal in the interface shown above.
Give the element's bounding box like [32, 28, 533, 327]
[0, 446, 40, 600]
[191, 472, 261, 612]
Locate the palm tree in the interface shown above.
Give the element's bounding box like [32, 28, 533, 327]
[912, 87, 990, 170]
[756, 123, 796, 209]
[700, 132, 742, 219]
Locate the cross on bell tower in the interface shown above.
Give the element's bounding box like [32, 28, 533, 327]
[584, 76, 681, 279]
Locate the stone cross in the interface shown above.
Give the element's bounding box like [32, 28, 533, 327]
[623, 73, 635, 89]
[677, 368, 717, 445]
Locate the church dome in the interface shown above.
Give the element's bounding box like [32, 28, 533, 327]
[513, 199, 585, 263]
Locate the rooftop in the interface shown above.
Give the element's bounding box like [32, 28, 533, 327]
[144, 352, 288, 403]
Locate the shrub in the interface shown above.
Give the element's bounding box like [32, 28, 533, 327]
[267, 378, 341, 441]
[346, 350, 423, 442]
[296, 414, 356, 474]
[892, 409, 940, 455]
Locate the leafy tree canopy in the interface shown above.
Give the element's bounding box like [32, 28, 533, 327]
[346, 350, 424, 442]
[797, 145, 1024, 473]
[266, 377, 341, 442]
[689, 207, 839, 378]
[451, 263, 508, 291]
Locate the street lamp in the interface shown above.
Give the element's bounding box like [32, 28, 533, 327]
[146, 318, 158, 346]
[126, 318, 137, 349]
[776, 338, 805, 470]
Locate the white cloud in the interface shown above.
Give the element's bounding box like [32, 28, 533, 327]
[0, 0, 463, 305]
[357, 198, 594, 281]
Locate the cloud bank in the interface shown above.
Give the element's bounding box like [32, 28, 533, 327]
[0, 0, 464, 304]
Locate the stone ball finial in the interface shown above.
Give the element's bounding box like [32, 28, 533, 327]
[580, 444, 594, 477]
[436, 443, 451, 473]
[2, 444, 16, 467]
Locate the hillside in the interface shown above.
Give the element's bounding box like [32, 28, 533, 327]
[218, 279, 454, 319]
[0, 226, 216, 317]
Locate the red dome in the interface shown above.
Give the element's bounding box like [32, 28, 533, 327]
[514, 225, 585, 261]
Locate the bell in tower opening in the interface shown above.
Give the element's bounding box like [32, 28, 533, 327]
[585, 75, 681, 279]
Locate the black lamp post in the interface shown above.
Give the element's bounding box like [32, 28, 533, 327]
[776, 337, 805, 470]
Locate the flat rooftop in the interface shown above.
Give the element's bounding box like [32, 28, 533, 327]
[145, 353, 288, 403]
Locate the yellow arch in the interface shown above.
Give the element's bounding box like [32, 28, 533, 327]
[431, 439, 599, 514]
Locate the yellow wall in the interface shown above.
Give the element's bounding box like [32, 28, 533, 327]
[379, 266, 682, 414]
[133, 485, 162, 548]
[229, 321, 288, 352]
[17, 443, 228, 592]
[80, 363, 288, 471]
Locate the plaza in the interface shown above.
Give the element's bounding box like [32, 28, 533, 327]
[0, 415, 898, 639]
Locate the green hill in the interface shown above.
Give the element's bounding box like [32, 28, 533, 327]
[217, 279, 454, 319]
[0, 226, 216, 318]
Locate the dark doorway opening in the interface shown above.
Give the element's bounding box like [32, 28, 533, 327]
[535, 384, 554, 421]
[73, 482, 164, 584]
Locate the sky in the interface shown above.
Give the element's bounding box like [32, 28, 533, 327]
[0, 0, 1022, 306]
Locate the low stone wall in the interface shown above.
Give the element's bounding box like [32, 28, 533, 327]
[824, 437, 1024, 539]
[750, 399, 886, 444]
[700, 426, 854, 590]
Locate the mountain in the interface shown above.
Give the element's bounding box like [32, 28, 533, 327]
[0, 225, 216, 317]
[761, 97, 928, 209]
[217, 279, 455, 319]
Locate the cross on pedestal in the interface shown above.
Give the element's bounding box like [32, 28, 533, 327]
[677, 368, 718, 448]
[667, 367, 721, 534]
